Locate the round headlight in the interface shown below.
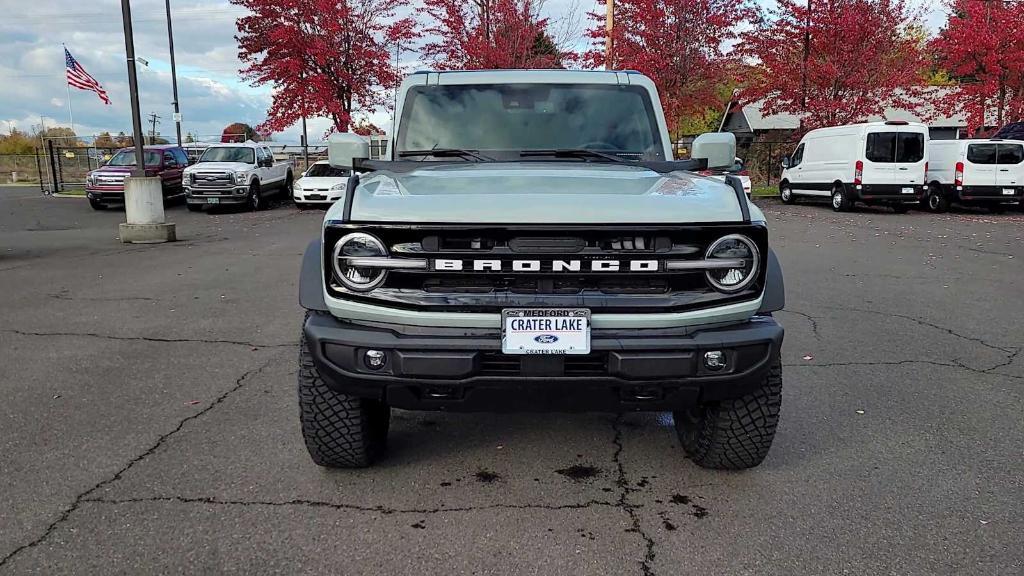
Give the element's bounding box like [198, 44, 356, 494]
[705, 234, 759, 293]
[332, 233, 387, 291]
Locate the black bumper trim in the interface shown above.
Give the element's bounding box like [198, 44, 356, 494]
[302, 312, 784, 412]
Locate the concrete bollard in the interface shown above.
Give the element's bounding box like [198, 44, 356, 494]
[118, 176, 176, 243]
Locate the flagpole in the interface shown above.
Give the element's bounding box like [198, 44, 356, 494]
[65, 81, 75, 135]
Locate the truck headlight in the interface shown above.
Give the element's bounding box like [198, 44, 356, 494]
[182, 172, 192, 185]
[332, 233, 388, 291]
[705, 234, 759, 293]
[234, 171, 248, 185]
[87, 173, 96, 186]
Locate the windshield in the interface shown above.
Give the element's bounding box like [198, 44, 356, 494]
[397, 84, 665, 160]
[199, 147, 255, 164]
[305, 164, 350, 178]
[106, 150, 161, 166]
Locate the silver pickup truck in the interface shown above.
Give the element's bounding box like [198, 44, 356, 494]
[297, 70, 786, 470]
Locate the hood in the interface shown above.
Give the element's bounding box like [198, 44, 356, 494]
[337, 162, 754, 224]
[297, 176, 348, 189]
[186, 161, 252, 172]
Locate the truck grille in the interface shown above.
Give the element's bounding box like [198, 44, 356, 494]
[191, 172, 234, 188]
[479, 352, 608, 377]
[323, 224, 768, 313]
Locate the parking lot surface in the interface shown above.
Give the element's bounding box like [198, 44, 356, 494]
[1, 185, 1022, 575]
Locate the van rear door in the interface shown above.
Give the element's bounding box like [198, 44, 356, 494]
[864, 131, 896, 185]
[995, 142, 1024, 192]
[893, 129, 926, 191]
[965, 143, 998, 187]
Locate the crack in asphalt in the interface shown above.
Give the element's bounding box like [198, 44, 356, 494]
[77, 495, 619, 515]
[611, 416, 656, 576]
[778, 309, 821, 339]
[1, 329, 296, 349]
[790, 358, 1024, 380]
[49, 293, 157, 302]
[832, 306, 1015, 356]
[0, 359, 275, 569]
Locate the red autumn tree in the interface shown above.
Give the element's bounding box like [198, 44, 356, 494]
[351, 118, 384, 136]
[221, 122, 257, 142]
[586, 0, 755, 132]
[423, 0, 568, 69]
[930, 0, 1024, 134]
[232, 0, 417, 134]
[739, 0, 927, 131]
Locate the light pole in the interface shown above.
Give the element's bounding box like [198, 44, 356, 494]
[605, 0, 614, 70]
[164, 0, 182, 146]
[120, 0, 146, 174]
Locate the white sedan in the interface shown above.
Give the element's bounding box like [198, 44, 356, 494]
[293, 161, 350, 208]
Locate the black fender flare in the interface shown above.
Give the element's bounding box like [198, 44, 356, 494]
[758, 248, 785, 314]
[299, 238, 329, 311]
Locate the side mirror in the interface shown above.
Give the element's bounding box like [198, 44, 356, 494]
[781, 156, 791, 169]
[691, 132, 736, 170]
[329, 133, 370, 169]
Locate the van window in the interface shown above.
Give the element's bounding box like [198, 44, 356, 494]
[790, 144, 804, 167]
[866, 132, 897, 163]
[967, 144, 997, 165]
[895, 133, 924, 163]
[997, 144, 1024, 164]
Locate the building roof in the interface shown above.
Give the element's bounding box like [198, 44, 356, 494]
[725, 87, 995, 132]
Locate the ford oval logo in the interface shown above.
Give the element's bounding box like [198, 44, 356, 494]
[534, 334, 559, 344]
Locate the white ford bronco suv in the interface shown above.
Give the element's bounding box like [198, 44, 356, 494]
[297, 70, 786, 470]
[182, 141, 293, 211]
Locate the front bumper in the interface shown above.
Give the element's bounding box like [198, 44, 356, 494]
[186, 186, 250, 205]
[86, 187, 125, 202]
[852, 184, 926, 202]
[302, 312, 784, 412]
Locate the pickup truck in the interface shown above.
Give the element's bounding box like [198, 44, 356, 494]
[182, 141, 293, 211]
[297, 70, 786, 470]
[85, 144, 189, 210]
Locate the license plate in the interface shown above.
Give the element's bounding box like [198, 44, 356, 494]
[502, 309, 590, 355]
[207, 197, 220, 204]
[901, 187, 915, 194]
[1003, 188, 1016, 195]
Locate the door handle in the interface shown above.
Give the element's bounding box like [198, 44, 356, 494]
[1000, 169, 1010, 172]
[898, 167, 909, 171]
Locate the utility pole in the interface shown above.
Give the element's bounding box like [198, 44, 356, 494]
[121, 0, 146, 174]
[164, 0, 182, 146]
[605, 0, 614, 70]
[147, 112, 161, 144]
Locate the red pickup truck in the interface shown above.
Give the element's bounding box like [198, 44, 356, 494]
[85, 145, 191, 210]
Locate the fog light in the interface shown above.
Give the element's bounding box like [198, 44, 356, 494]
[364, 349, 387, 370]
[703, 350, 727, 371]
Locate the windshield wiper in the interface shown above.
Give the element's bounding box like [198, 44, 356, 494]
[520, 149, 631, 163]
[398, 148, 494, 162]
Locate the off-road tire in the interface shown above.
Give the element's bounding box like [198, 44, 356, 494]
[89, 198, 106, 210]
[673, 353, 782, 470]
[831, 185, 852, 212]
[298, 316, 390, 468]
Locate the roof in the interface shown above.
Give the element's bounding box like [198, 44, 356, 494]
[726, 87, 996, 132]
[116, 144, 182, 151]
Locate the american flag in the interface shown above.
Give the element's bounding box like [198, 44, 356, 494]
[65, 47, 110, 105]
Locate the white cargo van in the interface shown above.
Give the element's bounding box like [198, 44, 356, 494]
[924, 139, 1024, 212]
[779, 121, 928, 212]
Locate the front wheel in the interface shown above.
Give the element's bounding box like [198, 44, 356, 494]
[673, 353, 782, 470]
[831, 185, 852, 212]
[248, 181, 263, 211]
[779, 184, 795, 204]
[298, 318, 390, 468]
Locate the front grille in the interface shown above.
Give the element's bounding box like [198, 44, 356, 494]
[191, 172, 234, 188]
[324, 225, 767, 313]
[479, 352, 609, 377]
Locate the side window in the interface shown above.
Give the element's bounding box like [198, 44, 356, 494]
[997, 144, 1024, 165]
[262, 148, 274, 166]
[895, 133, 924, 163]
[866, 132, 897, 163]
[163, 152, 177, 166]
[790, 144, 805, 167]
[254, 147, 266, 165]
[172, 148, 189, 166]
[967, 144, 997, 165]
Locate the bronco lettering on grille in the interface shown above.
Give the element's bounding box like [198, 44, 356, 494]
[433, 259, 660, 272]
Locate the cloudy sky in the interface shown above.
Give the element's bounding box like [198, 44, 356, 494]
[0, 0, 947, 145]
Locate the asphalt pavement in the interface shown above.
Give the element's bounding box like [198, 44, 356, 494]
[1, 185, 1021, 575]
